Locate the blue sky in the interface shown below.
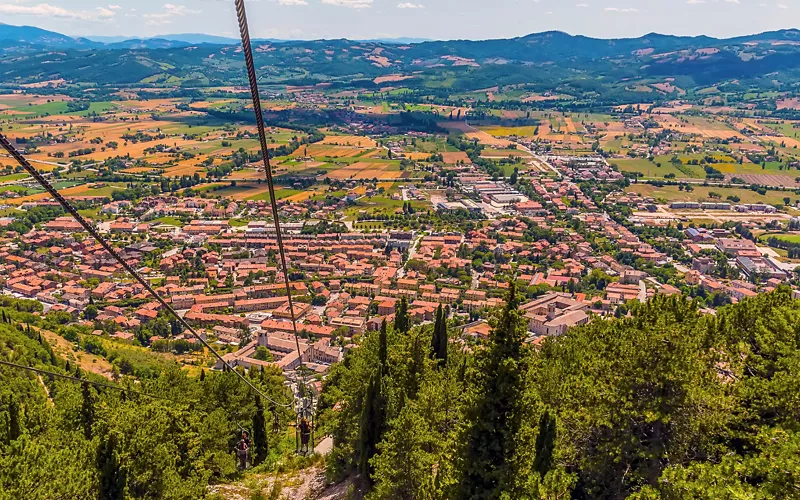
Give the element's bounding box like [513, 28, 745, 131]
[0, 0, 795, 40]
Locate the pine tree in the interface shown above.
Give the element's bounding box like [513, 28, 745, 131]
[459, 282, 528, 499]
[394, 296, 410, 334]
[252, 396, 268, 466]
[97, 433, 125, 499]
[80, 382, 95, 440]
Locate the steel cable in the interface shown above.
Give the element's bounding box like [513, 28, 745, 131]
[0, 134, 292, 408]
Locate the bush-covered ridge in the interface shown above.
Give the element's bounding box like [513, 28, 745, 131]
[0, 307, 294, 500]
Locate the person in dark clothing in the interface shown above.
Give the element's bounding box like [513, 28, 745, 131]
[237, 431, 251, 469]
[299, 417, 311, 454]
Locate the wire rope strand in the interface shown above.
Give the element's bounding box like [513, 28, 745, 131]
[0, 134, 292, 408]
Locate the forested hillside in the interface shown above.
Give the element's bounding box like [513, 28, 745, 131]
[3, 285, 799, 498]
[319, 286, 800, 499]
[3, 26, 800, 97]
[0, 297, 293, 500]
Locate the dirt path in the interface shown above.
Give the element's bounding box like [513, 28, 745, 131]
[209, 466, 359, 500]
[37, 374, 54, 407]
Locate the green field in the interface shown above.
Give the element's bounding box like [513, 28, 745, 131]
[611, 158, 699, 179]
[151, 216, 185, 227]
[481, 126, 539, 138]
[759, 232, 800, 244]
[613, 154, 791, 179]
[627, 184, 797, 206]
[0, 173, 30, 183]
[245, 188, 301, 201]
[205, 184, 300, 201]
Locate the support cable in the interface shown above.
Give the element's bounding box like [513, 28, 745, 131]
[233, 0, 313, 412]
[0, 359, 179, 403]
[0, 134, 292, 409]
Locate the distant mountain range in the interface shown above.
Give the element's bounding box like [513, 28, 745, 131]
[0, 23, 432, 49]
[3, 22, 800, 101]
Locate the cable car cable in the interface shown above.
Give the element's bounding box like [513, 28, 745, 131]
[233, 0, 316, 418]
[0, 359, 180, 403]
[0, 133, 292, 409]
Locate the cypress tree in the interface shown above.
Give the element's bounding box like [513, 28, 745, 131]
[8, 398, 20, 442]
[431, 305, 443, 361]
[533, 410, 557, 478]
[438, 306, 448, 366]
[379, 319, 388, 374]
[252, 396, 268, 466]
[199, 369, 205, 382]
[394, 296, 409, 334]
[431, 305, 449, 366]
[358, 372, 384, 483]
[97, 433, 125, 500]
[460, 282, 528, 499]
[80, 382, 95, 440]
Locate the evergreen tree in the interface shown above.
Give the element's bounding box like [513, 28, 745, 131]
[358, 372, 384, 483]
[438, 311, 448, 367]
[394, 296, 410, 334]
[252, 396, 268, 466]
[533, 410, 556, 478]
[431, 305, 442, 361]
[80, 382, 95, 440]
[459, 282, 528, 499]
[7, 398, 20, 443]
[97, 433, 125, 500]
[379, 320, 388, 374]
[430, 305, 448, 366]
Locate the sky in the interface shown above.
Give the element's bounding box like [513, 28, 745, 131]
[0, 0, 797, 41]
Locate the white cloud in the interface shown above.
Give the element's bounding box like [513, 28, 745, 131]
[278, 0, 308, 4]
[96, 7, 115, 18]
[777, 2, 788, 8]
[143, 3, 201, 25]
[686, 0, 705, 4]
[724, 0, 740, 3]
[605, 6, 639, 12]
[0, 3, 116, 20]
[576, 3, 589, 7]
[398, 2, 424, 8]
[321, 0, 373, 8]
[108, 4, 122, 9]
